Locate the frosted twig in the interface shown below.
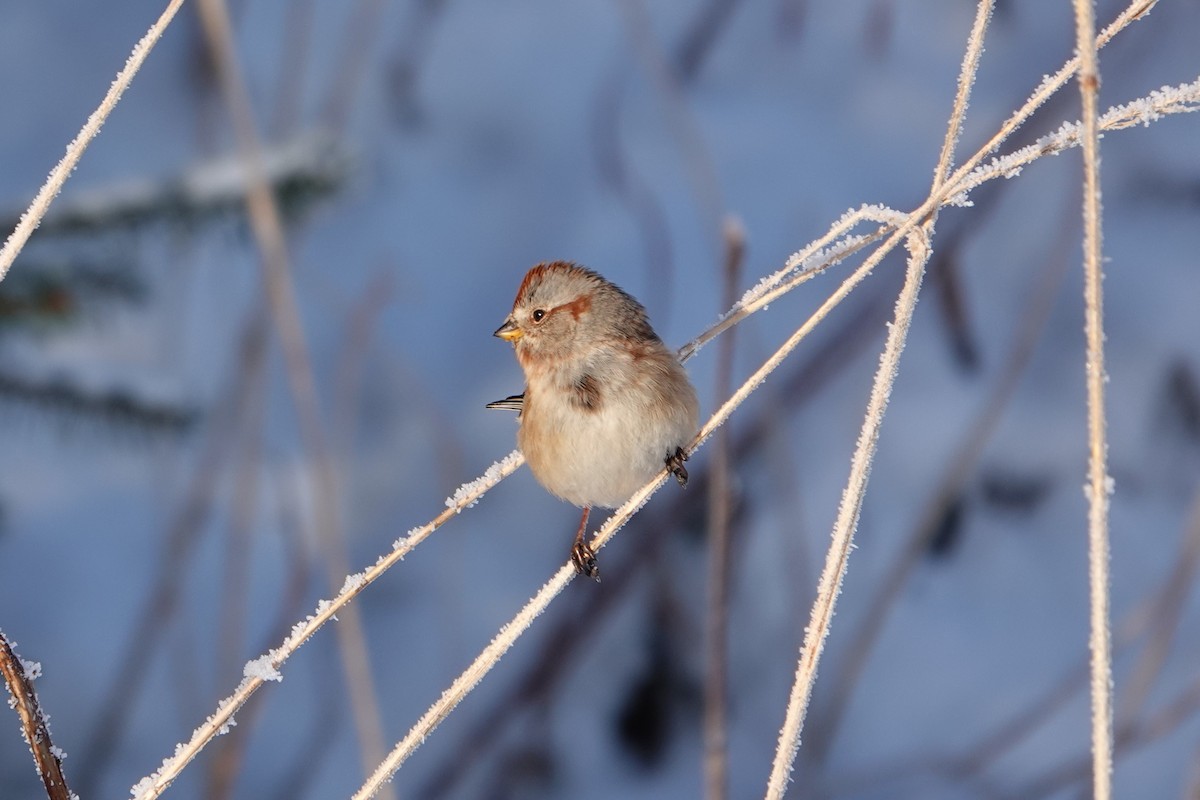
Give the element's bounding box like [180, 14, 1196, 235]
[948, 77, 1200, 205]
[811, 195, 1079, 761]
[1072, 0, 1114, 797]
[128, 452, 523, 799]
[0, 631, 73, 800]
[765, 228, 935, 797]
[196, 0, 394, 793]
[766, 2, 992, 791]
[925, 0, 1157, 218]
[932, 0, 995, 191]
[677, 204, 902, 363]
[0, 0, 187, 281]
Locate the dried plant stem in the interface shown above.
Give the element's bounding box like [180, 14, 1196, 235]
[766, 2, 991, 791]
[765, 230, 933, 799]
[194, 0, 394, 795]
[810, 196, 1076, 759]
[130, 451, 524, 799]
[932, 0, 994, 191]
[1072, 0, 1114, 797]
[0, 0, 186, 281]
[704, 218, 745, 800]
[0, 632, 72, 800]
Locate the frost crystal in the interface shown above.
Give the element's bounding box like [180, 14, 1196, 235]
[445, 450, 523, 511]
[340, 572, 366, 595]
[21, 658, 42, 681]
[392, 526, 422, 554]
[243, 655, 283, 683]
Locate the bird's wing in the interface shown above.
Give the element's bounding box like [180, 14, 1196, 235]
[486, 393, 525, 412]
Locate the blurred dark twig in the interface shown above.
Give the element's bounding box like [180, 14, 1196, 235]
[0, 631, 72, 800]
[674, 0, 746, 82]
[74, 312, 269, 794]
[703, 217, 745, 800]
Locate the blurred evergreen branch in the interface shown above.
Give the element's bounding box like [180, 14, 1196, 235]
[0, 258, 145, 329]
[0, 371, 197, 436]
[0, 132, 349, 239]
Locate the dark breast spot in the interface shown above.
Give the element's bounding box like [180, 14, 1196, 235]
[571, 373, 602, 412]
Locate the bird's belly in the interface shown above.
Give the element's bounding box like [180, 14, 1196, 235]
[519, 400, 674, 509]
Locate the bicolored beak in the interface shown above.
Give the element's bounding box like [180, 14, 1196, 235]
[494, 317, 522, 341]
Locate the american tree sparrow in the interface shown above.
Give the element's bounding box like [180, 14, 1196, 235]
[489, 262, 700, 579]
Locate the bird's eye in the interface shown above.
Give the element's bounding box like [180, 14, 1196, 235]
[532, 309, 546, 323]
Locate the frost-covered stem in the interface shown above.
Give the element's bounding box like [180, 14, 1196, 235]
[931, 0, 1156, 214]
[0, 631, 72, 800]
[129, 452, 523, 799]
[947, 77, 1200, 203]
[0, 0, 186, 282]
[354, 561, 575, 799]
[195, 0, 395, 793]
[679, 208, 900, 364]
[765, 231, 933, 798]
[813, 205, 1077, 761]
[1073, 0, 1114, 797]
[802, 1, 993, 764]
[703, 218, 744, 800]
[932, 0, 994, 191]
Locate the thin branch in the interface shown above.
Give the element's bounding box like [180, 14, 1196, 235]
[704, 217, 745, 800]
[765, 228, 935, 798]
[808, 193, 1078, 759]
[0, 0, 186, 281]
[1072, 0, 1114, 796]
[932, 0, 994, 192]
[766, 1, 992, 790]
[947, 77, 1200, 206]
[0, 632, 72, 800]
[128, 450, 525, 799]
[194, 0, 393, 794]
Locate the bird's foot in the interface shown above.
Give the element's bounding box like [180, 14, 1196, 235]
[571, 539, 600, 581]
[666, 447, 690, 488]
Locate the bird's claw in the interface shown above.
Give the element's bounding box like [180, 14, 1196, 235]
[666, 447, 690, 488]
[571, 539, 600, 581]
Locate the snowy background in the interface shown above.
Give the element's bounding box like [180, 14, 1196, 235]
[1, 0, 1198, 798]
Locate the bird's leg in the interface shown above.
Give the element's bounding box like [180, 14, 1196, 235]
[570, 506, 600, 581]
[666, 446, 690, 488]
